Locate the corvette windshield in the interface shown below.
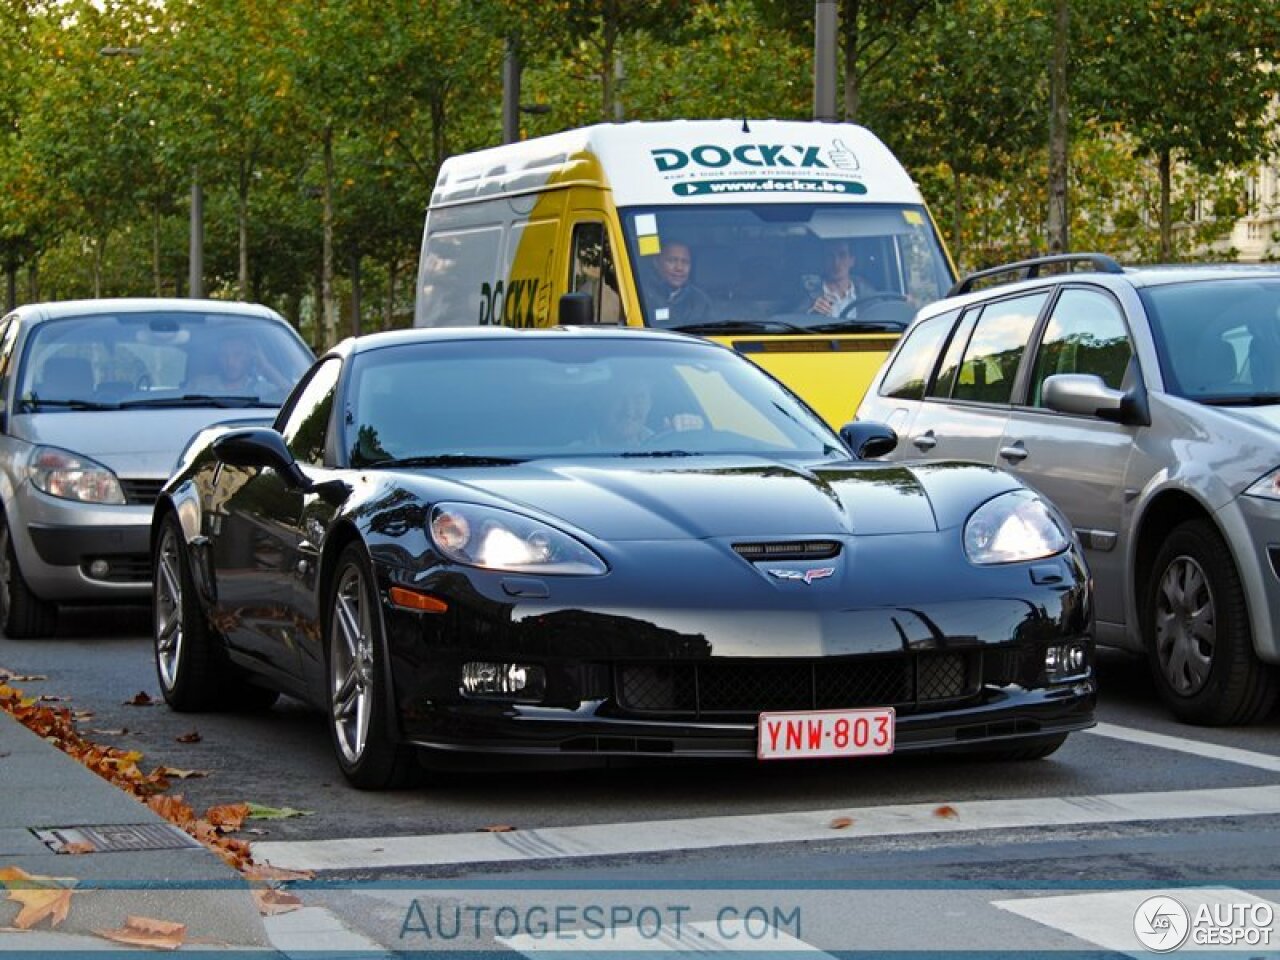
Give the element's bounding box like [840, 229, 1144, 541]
[1143, 278, 1280, 403]
[623, 203, 953, 333]
[345, 338, 845, 465]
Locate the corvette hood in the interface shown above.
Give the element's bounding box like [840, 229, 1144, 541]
[436, 457, 1018, 541]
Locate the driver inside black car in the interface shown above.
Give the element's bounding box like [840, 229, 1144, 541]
[589, 375, 705, 448]
[800, 239, 868, 319]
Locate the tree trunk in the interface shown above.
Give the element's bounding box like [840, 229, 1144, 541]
[601, 0, 618, 122]
[152, 204, 164, 296]
[27, 260, 38, 303]
[238, 162, 251, 299]
[952, 166, 965, 268]
[5, 259, 16, 312]
[1159, 147, 1173, 262]
[430, 96, 448, 170]
[1046, 0, 1070, 255]
[91, 234, 105, 298]
[385, 254, 397, 330]
[841, 0, 861, 122]
[350, 247, 362, 337]
[322, 123, 338, 348]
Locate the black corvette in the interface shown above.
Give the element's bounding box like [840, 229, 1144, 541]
[151, 327, 1095, 788]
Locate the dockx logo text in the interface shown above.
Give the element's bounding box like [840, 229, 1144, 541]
[652, 144, 833, 173]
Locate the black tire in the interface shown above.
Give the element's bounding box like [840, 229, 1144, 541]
[154, 513, 281, 713]
[1143, 518, 1278, 726]
[153, 513, 222, 710]
[325, 544, 418, 789]
[0, 510, 57, 639]
[974, 733, 1068, 762]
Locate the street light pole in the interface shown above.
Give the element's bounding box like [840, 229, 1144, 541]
[189, 167, 203, 299]
[502, 36, 521, 144]
[813, 0, 839, 122]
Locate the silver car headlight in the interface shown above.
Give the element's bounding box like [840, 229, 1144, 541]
[428, 503, 607, 575]
[1244, 467, 1280, 501]
[28, 446, 126, 504]
[964, 490, 1068, 565]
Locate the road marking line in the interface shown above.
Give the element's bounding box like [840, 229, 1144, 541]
[263, 905, 393, 957]
[993, 888, 1279, 958]
[502, 920, 832, 955]
[1086, 722, 1280, 772]
[253, 784, 1280, 873]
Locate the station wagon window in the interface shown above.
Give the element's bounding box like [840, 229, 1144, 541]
[280, 357, 340, 467]
[570, 223, 624, 325]
[947, 292, 1047, 404]
[1029, 288, 1132, 407]
[878, 312, 957, 400]
[928, 310, 977, 399]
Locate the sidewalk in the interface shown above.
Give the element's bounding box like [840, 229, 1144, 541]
[0, 709, 272, 953]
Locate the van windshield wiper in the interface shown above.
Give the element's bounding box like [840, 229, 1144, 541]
[1199, 394, 1280, 407]
[809, 319, 907, 333]
[371, 454, 528, 468]
[119, 394, 277, 409]
[669, 319, 810, 335]
[18, 397, 119, 412]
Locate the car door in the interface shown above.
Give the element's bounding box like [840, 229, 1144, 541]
[1000, 285, 1137, 628]
[902, 290, 1050, 464]
[211, 357, 342, 684]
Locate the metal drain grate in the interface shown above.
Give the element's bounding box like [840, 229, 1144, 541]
[33, 823, 200, 854]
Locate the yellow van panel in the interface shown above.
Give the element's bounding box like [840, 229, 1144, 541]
[707, 334, 900, 428]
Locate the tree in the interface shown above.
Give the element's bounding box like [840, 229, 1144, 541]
[1077, 0, 1280, 260]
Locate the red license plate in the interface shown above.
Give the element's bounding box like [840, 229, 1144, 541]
[757, 707, 895, 760]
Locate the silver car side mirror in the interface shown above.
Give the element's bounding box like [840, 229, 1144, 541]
[1042, 373, 1125, 419]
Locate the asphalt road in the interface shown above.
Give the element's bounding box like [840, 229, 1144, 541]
[3, 606, 1280, 956]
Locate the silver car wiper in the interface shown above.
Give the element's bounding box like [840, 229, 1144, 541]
[119, 394, 277, 409]
[18, 396, 119, 412]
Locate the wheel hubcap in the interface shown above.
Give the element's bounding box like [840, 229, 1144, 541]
[331, 565, 374, 765]
[154, 527, 185, 690]
[1154, 554, 1215, 696]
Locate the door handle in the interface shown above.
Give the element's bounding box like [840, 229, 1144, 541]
[913, 431, 937, 452]
[999, 442, 1028, 463]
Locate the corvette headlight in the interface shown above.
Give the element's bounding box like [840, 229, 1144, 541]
[1245, 467, 1280, 501]
[428, 503, 606, 575]
[28, 446, 126, 504]
[964, 490, 1068, 565]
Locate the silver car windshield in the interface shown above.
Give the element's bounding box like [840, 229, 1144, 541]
[17, 312, 313, 411]
[622, 203, 954, 334]
[1143, 278, 1280, 405]
[345, 338, 845, 466]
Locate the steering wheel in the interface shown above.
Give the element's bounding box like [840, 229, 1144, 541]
[838, 292, 909, 319]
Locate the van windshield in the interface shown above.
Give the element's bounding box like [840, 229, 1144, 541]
[623, 203, 953, 334]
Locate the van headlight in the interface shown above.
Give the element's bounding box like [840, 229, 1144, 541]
[28, 446, 126, 504]
[964, 490, 1068, 565]
[429, 503, 606, 575]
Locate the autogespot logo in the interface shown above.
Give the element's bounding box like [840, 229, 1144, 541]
[1134, 896, 1191, 952]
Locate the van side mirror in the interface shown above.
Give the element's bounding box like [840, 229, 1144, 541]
[558, 292, 595, 326]
[839, 421, 898, 459]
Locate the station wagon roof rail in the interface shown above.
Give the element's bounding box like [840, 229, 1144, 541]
[947, 253, 1125, 297]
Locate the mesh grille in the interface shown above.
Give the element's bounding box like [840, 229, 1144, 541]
[732, 541, 841, 561]
[119, 478, 165, 505]
[982, 648, 1026, 686]
[81, 554, 151, 584]
[616, 652, 979, 717]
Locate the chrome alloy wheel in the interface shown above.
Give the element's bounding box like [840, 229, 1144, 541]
[330, 564, 376, 765]
[154, 524, 185, 690]
[1153, 554, 1216, 696]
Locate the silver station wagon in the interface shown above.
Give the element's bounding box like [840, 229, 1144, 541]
[857, 255, 1280, 726]
[0, 299, 313, 638]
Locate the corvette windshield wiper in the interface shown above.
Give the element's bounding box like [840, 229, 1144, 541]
[119, 394, 277, 409]
[372, 454, 528, 468]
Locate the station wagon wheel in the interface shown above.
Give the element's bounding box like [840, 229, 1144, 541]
[326, 544, 418, 789]
[153, 513, 220, 710]
[1144, 519, 1277, 725]
[0, 510, 57, 639]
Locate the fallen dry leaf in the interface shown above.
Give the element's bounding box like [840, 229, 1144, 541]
[206, 803, 250, 832]
[253, 888, 302, 916]
[478, 824, 516, 833]
[175, 730, 202, 744]
[123, 691, 155, 707]
[147, 795, 196, 827]
[242, 863, 314, 884]
[155, 767, 209, 780]
[60, 842, 96, 855]
[245, 802, 312, 820]
[933, 804, 959, 819]
[828, 816, 855, 829]
[96, 915, 186, 951]
[0, 866, 76, 930]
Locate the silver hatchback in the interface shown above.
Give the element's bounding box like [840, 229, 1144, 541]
[857, 255, 1280, 725]
[0, 299, 313, 638]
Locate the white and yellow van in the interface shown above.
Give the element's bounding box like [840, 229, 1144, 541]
[413, 119, 955, 425]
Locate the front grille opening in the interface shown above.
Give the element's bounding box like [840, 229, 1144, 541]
[732, 540, 841, 561]
[119, 478, 165, 506]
